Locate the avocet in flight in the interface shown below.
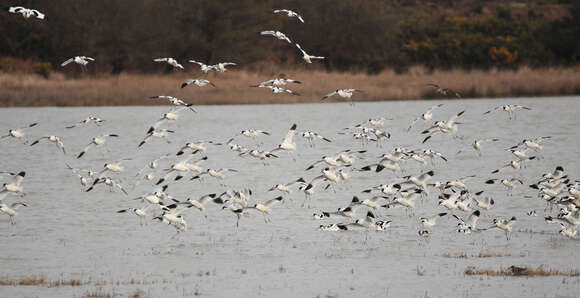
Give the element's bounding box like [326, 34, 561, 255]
[153, 58, 184, 70]
[181, 79, 215, 88]
[321, 89, 362, 102]
[295, 43, 324, 64]
[273, 9, 304, 23]
[250, 78, 301, 87]
[426, 84, 461, 98]
[150, 96, 196, 112]
[66, 116, 105, 128]
[188, 60, 215, 73]
[30, 136, 66, 154]
[7, 6, 45, 19]
[1, 122, 38, 141]
[271, 124, 298, 154]
[214, 62, 236, 72]
[77, 134, 119, 159]
[260, 31, 292, 43]
[61, 56, 95, 71]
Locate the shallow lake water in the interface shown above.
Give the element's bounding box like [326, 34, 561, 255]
[0, 97, 579, 297]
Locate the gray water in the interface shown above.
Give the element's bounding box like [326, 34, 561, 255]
[0, 97, 579, 297]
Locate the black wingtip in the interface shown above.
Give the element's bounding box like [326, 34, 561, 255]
[290, 124, 297, 130]
[18, 171, 25, 177]
[473, 210, 481, 216]
[180, 83, 187, 88]
[375, 164, 385, 173]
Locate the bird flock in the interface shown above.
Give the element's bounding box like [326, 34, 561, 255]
[2, 6, 579, 243]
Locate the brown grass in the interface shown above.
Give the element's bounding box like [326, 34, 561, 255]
[0, 275, 168, 287]
[1, 66, 580, 106]
[440, 251, 513, 258]
[465, 265, 580, 277]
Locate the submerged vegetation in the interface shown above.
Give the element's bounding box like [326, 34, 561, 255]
[464, 265, 580, 277]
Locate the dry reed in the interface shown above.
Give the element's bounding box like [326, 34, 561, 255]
[464, 265, 580, 277]
[440, 251, 512, 258]
[1, 66, 579, 107]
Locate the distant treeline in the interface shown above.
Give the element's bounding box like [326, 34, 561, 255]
[1, 0, 579, 75]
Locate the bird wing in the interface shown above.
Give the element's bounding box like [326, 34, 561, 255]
[154, 58, 168, 62]
[31, 10, 45, 19]
[56, 138, 66, 154]
[321, 91, 337, 100]
[295, 43, 306, 55]
[447, 110, 465, 126]
[61, 58, 74, 66]
[282, 123, 297, 144]
[264, 196, 283, 207]
[260, 31, 276, 36]
[426, 103, 444, 114]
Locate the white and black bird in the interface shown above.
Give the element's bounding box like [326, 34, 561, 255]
[273, 9, 304, 23]
[191, 168, 238, 181]
[188, 60, 215, 73]
[179, 193, 219, 212]
[257, 85, 300, 96]
[268, 178, 306, 194]
[465, 138, 500, 157]
[181, 79, 215, 89]
[153, 58, 184, 70]
[295, 43, 324, 64]
[486, 216, 517, 240]
[420, 212, 448, 227]
[245, 196, 284, 223]
[407, 104, 444, 131]
[138, 129, 175, 148]
[260, 30, 292, 43]
[483, 104, 531, 120]
[301, 131, 331, 147]
[214, 62, 237, 72]
[421, 110, 465, 143]
[0, 200, 28, 225]
[453, 210, 481, 233]
[426, 84, 461, 98]
[61, 56, 95, 71]
[65, 116, 105, 128]
[150, 95, 196, 112]
[1, 122, 38, 141]
[7, 6, 45, 19]
[77, 134, 119, 159]
[117, 205, 154, 226]
[86, 177, 128, 196]
[0, 171, 26, 194]
[271, 124, 298, 154]
[30, 136, 66, 154]
[485, 178, 524, 194]
[321, 89, 361, 103]
[251, 78, 301, 87]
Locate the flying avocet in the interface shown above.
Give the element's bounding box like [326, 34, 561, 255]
[273, 9, 304, 23]
[153, 58, 184, 70]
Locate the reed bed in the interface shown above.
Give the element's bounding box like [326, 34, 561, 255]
[1, 66, 580, 107]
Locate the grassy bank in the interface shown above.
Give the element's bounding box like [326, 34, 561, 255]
[1, 67, 580, 107]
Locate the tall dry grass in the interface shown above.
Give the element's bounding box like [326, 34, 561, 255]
[1, 66, 580, 107]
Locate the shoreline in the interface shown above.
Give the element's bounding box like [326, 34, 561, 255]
[1, 67, 579, 107]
